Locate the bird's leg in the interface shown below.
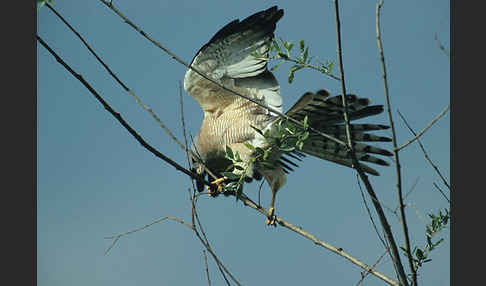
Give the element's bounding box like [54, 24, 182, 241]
[206, 176, 228, 196]
[265, 189, 277, 226]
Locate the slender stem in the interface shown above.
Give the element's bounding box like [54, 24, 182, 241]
[397, 110, 450, 190]
[376, 1, 415, 284]
[239, 193, 399, 286]
[202, 250, 212, 286]
[396, 104, 450, 152]
[37, 35, 201, 182]
[334, 1, 408, 285]
[45, 2, 188, 152]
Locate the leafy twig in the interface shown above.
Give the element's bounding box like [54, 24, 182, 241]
[400, 209, 449, 271]
[252, 38, 340, 82]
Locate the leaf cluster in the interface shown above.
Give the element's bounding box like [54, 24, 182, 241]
[400, 208, 449, 271]
[220, 116, 310, 199]
[251, 38, 337, 83]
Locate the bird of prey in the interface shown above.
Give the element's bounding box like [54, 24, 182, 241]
[184, 6, 392, 225]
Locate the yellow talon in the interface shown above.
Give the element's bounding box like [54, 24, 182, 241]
[265, 207, 277, 226]
[207, 176, 228, 196]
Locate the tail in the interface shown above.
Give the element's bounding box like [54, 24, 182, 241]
[282, 89, 392, 176]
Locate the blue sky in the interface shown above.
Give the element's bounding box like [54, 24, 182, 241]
[37, 1, 449, 285]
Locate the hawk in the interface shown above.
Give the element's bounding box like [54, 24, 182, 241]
[184, 6, 392, 225]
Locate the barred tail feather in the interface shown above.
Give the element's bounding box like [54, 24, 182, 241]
[283, 89, 392, 175]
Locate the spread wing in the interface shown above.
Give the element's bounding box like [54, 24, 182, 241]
[183, 6, 284, 114]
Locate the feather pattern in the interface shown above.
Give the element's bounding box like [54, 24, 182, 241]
[283, 90, 392, 175]
[184, 6, 391, 205]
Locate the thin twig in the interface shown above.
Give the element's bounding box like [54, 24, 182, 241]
[433, 183, 450, 203]
[356, 175, 387, 248]
[434, 31, 450, 58]
[239, 192, 399, 286]
[396, 104, 450, 152]
[98, 0, 348, 149]
[393, 177, 421, 220]
[203, 250, 212, 286]
[104, 216, 194, 255]
[46, 1, 223, 186]
[282, 57, 341, 81]
[191, 195, 236, 286]
[45, 2, 187, 152]
[397, 110, 450, 190]
[179, 80, 198, 196]
[356, 247, 391, 286]
[334, 1, 409, 285]
[36, 35, 201, 182]
[376, 1, 415, 285]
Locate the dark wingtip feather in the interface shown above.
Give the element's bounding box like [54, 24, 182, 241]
[191, 6, 284, 64]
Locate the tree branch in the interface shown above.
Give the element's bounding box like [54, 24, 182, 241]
[238, 192, 399, 286]
[376, 1, 415, 284]
[333, 1, 409, 285]
[202, 250, 212, 286]
[396, 104, 450, 152]
[37, 35, 201, 182]
[45, 2, 188, 152]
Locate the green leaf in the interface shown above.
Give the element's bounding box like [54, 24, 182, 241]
[415, 248, 424, 260]
[287, 42, 294, 52]
[233, 165, 244, 171]
[270, 63, 282, 72]
[243, 141, 255, 151]
[277, 51, 289, 59]
[296, 141, 304, 150]
[222, 172, 240, 180]
[279, 146, 295, 152]
[299, 40, 305, 53]
[225, 146, 234, 160]
[303, 47, 309, 62]
[234, 151, 241, 162]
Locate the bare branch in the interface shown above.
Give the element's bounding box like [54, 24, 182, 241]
[376, 1, 415, 284]
[36, 35, 201, 182]
[44, 2, 187, 152]
[433, 183, 450, 203]
[397, 110, 450, 190]
[356, 248, 391, 286]
[104, 216, 193, 255]
[190, 194, 237, 286]
[396, 104, 450, 152]
[356, 175, 387, 248]
[333, 1, 409, 284]
[238, 192, 399, 286]
[202, 250, 212, 286]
